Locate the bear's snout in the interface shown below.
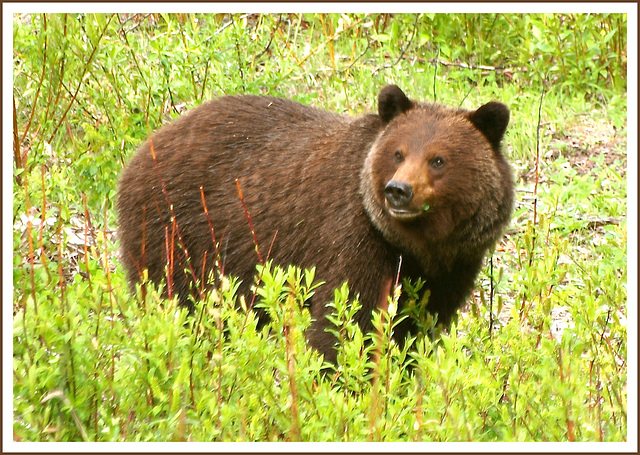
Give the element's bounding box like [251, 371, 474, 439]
[384, 180, 422, 221]
[384, 180, 413, 208]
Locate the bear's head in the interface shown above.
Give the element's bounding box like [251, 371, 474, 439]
[361, 85, 513, 261]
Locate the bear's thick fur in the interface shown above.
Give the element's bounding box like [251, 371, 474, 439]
[117, 85, 513, 362]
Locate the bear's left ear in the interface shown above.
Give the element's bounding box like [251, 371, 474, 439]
[468, 101, 510, 150]
[378, 85, 415, 124]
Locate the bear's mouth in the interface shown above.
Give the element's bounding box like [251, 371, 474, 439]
[386, 206, 424, 221]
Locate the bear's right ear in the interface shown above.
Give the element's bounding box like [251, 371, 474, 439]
[378, 85, 414, 124]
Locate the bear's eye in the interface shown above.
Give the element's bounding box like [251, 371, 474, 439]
[431, 157, 445, 169]
[393, 151, 404, 163]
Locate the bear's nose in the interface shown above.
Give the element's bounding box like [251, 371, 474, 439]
[384, 180, 413, 208]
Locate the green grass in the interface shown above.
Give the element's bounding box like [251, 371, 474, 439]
[11, 12, 629, 443]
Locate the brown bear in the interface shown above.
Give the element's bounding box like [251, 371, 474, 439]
[117, 85, 513, 363]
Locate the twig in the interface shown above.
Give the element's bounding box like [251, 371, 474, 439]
[164, 225, 174, 299]
[146, 130, 203, 302]
[121, 13, 155, 34]
[20, 14, 48, 145]
[489, 256, 494, 337]
[284, 294, 301, 441]
[13, 96, 22, 185]
[212, 14, 253, 37]
[199, 186, 224, 277]
[254, 14, 282, 61]
[432, 49, 439, 101]
[284, 16, 366, 72]
[41, 391, 90, 442]
[343, 39, 371, 74]
[244, 230, 278, 332]
[235, 178, 263, 265]
[47, 14, 115, 144]
[117, 14, 150, 92]
[24, 173, 37, 315]
[372, 14, 420, 75]
[81, 194, 93, 293]
[530, 88, 545, 264]
[427, 58, 516, 73]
